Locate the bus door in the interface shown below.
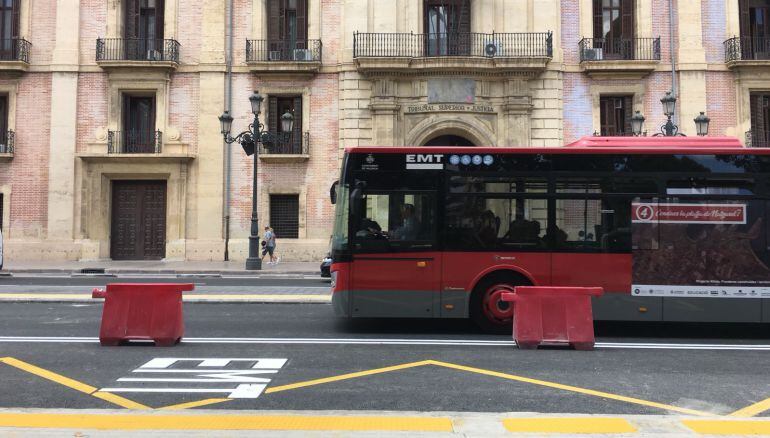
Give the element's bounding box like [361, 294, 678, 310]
[349, 183, 441, 318]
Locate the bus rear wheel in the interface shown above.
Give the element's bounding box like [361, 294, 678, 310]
[470, 274, 528, 333]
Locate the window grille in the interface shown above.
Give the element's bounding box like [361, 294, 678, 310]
[270, 194, 299, 238]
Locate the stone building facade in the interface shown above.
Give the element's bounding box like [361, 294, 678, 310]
[0, 0, 767, 262]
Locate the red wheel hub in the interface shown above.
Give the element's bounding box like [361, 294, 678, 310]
[482, 283, 515, 324]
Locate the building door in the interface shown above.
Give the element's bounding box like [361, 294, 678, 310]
[424, 0, 470, 56]
[267, 0, 308, 59]
[124, 0, 165, 60]
[122, 95, 156, 153]
[740, 0, 770, 59]
[0, 0, 19, 60]
[422, 135, 475, 146]
[593, 0, 634, 59]
[111, 180, 167, 260]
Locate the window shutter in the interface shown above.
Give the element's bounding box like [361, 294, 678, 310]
[125, 0, 140, 38]
[267, 0, 281, 47]
[11, 0, 19, 38]
[292, 96, 302, 152]
[623, 96, 633, 134]
[156, 0, 165, 40]
[268, 96, 278, 134]
[593, 0, 603, 39]
[296, 0, 307, 43]
[750, 94, 766, 144]
[739, 0, 750, 38]
[621, 0, 634, 38]
[458, 0, 471, 34]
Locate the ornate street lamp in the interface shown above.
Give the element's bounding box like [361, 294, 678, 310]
[219, 91, 294, 270]
[631, 111, 646, 137]
[657, 91, 681, 136]
[694, 112, 711, 137]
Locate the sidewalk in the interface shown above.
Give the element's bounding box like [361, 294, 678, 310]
[0, 260, 321, 276]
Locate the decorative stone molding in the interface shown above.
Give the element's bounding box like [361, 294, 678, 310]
[581, 60, 658, 79]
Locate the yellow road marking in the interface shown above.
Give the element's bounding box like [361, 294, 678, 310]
[730, 397, 770, 417]
[503, 417, 637, 433]
[682, 419, 770, 435]
[0, 357, 149, 410]
[0, 413, 453, 431]
[265, 360, 433, 393]
[0, 293, 330, 301]
[428, 360, 711, 417]
[158, 398, 232, 410]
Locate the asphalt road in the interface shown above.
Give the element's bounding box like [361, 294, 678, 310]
[1, 302, 768, 417]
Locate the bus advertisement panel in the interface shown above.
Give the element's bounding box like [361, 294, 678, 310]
[632, 200, 770, 298]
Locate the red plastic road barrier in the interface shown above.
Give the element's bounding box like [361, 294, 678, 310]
[92, 283, 194, 346]
[501, 286, 603, 351]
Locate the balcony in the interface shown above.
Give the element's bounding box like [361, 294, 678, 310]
[96, 38, 180, 70]
[725, 37, 770, 69]
[0, 39, 31, 74]
[353, 32, 552, 75]
[246, 40, 322, 75]
[578, 37, 660, 78]
[259, 132, 310, 163]
[78, 129, 194, 163]
[745, 130, 770, 148]
[0, 130, 14, 162]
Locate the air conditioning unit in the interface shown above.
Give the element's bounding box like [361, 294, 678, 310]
[268, 50, 283, 61]
[582, 47, 603, 61]
[484, 40, 503, 57]
[293, 49, 311, 61]
[146, 49, 162, 61]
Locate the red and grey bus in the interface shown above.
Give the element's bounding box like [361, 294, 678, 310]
[329, 136, 770, 332]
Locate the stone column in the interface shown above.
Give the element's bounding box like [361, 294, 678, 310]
[677, 0, 707, 136]
[47, 0, 80, 243]
[503, 79, 533, 147]
[370, 78, 400, 146]
[188, 0, 226, 258]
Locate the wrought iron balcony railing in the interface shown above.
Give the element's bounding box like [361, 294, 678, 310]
[258, 132, 309, 155]
[0, 130, 14, 153]
[0, 39, 30, 63]
[746, 130, 770, 148]
[96, 39, 180, 63]
[579, 37, 661, 61]
[353, 32, 553, 58]
[108, 130, 163, 154]
[725, 36, 770, 62]
[246, 40, 322, 62]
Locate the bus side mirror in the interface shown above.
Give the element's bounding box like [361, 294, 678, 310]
[350, 181, 366, 213]
[330, 180, 339, 204]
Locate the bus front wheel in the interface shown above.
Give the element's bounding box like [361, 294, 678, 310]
[470, 274, 529, 333]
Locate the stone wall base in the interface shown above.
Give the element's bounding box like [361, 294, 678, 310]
[4, 238, 328, 262]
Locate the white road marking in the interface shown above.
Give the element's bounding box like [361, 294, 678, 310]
[0, 336, 769, 350]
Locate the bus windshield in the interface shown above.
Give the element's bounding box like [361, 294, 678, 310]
[331, 182, 349, 252]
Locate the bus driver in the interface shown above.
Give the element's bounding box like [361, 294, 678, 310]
[390, 203, 420, 241]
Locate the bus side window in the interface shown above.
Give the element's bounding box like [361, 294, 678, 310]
[354, 191, 436, 252]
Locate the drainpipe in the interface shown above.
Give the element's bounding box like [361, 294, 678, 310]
[669, 0, 678, 123]
[223, 0, 234, 261]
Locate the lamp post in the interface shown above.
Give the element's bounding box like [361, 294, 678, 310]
[629, 91, 710, 137]
[219, 91, 294, 270]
